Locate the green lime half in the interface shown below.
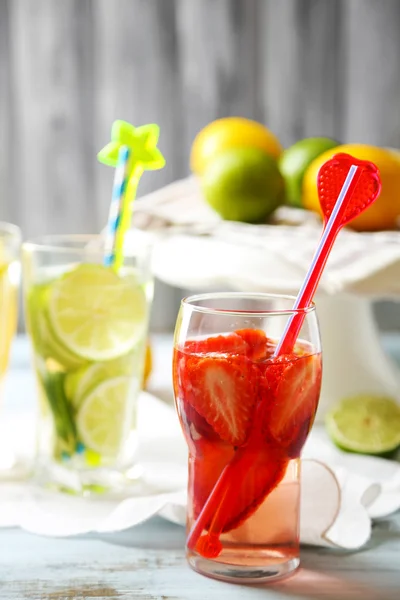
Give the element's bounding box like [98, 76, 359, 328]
[326, 395, 400, 455]
[77, 376, 135, 456]
[48, 264, 147, 362]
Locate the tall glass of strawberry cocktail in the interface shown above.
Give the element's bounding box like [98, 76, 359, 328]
[173, 293, 322, 583]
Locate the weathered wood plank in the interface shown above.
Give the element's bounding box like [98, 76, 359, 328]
[260, 0, 306, 146]
[0, 0, 15, 223]
[94, 0, 183, 208]
[8, 0, 95, 237]
[260, 0, 344, 147]
[343, 0, 400, 147]
[0, 515, 399, 599]
[176, 0, 260, 157]
[299, 0, 344, 141]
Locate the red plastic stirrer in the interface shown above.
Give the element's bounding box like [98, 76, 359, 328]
[275, 152, 381, 356]
[186, 153, 382, 558]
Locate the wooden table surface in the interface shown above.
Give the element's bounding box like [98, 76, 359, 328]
[0, 335, 399, 600]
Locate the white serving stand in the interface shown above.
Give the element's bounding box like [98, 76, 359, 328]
[308, 293, 400, 420]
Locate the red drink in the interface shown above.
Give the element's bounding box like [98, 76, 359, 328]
[173, 326, 322, 582]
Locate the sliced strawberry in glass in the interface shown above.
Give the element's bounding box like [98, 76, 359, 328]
[192, 437, 289, 558]
[267, 354, 322, 455]
[184, 332, 248, 357]
[183, 403, 222, 443]
[261, 354, 296, 395]
[191, 436, 288, 533]
[189, 438, 235, 520]
[183, 328, 272, 361]
[173, 350, 220, 445]
[235, 328, 272, 361]
[218, 440, 289, 532]
[183, 355, 259, 447]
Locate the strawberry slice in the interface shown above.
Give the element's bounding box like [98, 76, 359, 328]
[235, 328, 272, 361]
[182, 329, 272, 361]
[189, 438, 235, 520]
[267, 354, 322, 455]
[190, 437, 288, 535]
[218, 440, 289, 532]
[183, 355, 259, 447]
[184, 333, 248, 357]
[183, 403, 222, 443]
[173, 350, 221, 445]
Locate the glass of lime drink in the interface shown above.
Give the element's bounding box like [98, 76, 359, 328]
[22, 234, 153, 493]
[0, 223, 21, 399]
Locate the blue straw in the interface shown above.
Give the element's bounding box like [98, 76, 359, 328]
[103, 145, 131, 268]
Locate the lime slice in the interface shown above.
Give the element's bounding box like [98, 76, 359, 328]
[64, 349, 139, 409]
[64, 366, 86, 406]
[326, 395, 400, 455]
[27, 285, 85, 371]
[48, 264, 147, 362]
[76, 376, 134, 456]
[43, 316, 85, 370]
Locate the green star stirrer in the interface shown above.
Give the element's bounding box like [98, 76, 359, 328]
[98, 120, 165, 271]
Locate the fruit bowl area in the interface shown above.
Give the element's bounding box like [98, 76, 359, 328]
[131, 174, 400, 423]
[189, 117, 400, 233]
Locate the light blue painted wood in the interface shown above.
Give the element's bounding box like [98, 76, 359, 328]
[0, 336, 399, 599]
[0, 514, 398, 599]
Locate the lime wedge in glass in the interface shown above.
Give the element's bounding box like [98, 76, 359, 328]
[48, 264, 147, 362]
[326, 395, 400, 455]
[77, 376, 134, 456]
[28, 285, 85, 370]
[64, 349, 139, 409]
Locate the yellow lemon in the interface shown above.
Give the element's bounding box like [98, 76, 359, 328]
[303, 144, 400, 231]
[190, 117, 282, 175]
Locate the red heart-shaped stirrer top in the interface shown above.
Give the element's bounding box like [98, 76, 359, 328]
[318, 152, 381, 227]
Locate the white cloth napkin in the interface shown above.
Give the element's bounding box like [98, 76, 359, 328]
[130, 176, 400, 298]
[0, 389, 399, 550]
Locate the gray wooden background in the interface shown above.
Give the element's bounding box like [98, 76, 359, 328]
[1, 0, 399, 330]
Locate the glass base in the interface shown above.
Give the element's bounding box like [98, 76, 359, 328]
[187, 550, 299, 584]
[33, 459, 145, 497]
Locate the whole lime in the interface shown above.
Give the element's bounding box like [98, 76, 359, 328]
[201, 147, 285, 223]
[279, 137, 339, 207]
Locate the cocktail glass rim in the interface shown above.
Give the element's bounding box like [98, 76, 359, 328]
[22, 233, 152, 259]
[181, 292, 316, 318]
